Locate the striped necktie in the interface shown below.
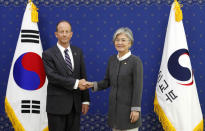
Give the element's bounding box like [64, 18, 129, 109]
[64, 49, 73, 73]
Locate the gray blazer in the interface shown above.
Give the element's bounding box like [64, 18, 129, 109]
[94, 54, 143, 130]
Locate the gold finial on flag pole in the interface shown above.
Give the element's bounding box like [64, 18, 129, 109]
[174, 0, 183, 22]
[29, 0, 39, 23]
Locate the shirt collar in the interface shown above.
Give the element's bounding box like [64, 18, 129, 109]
[117, 51, 131, 61]
[57, 42, 71, 53]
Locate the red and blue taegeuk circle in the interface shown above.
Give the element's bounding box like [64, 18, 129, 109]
[13, 52, 46, 91]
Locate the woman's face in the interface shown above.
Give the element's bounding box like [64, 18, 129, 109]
[114, 33, 131, 54]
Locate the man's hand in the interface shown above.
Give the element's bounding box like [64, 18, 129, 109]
[78, 79, 94, 90]
[82, 104, 89, 115]
[130, 111, 139, 123]
[78, 79, 87, 90]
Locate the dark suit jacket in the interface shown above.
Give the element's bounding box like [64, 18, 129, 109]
[42, 45, 90, 115]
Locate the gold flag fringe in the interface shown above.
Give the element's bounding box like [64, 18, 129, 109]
[5, 98, 26, 131]
[43, 126, 49, 131]
[193, 119, 204, 131]
[154, 93, 203, 131]
[5, 98, 49, 131]
[154, 94, 176, 131]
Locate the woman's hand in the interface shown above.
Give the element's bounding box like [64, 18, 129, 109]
[79, 80, 94, 90]
[85, 82, 94, 88]
[130, 111, 139, 123]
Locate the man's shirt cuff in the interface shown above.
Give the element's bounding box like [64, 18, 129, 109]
[74, 79, 79, 89]
[82, 102, 90, 105]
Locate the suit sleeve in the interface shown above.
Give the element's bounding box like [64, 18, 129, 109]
[131, 57, 143, 110]
[79, 50, 90, 102]
[42, 51, 76, 91]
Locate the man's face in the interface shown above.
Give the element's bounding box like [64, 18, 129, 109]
[55, 22, 73, 46]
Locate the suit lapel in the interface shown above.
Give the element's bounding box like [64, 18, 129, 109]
[54, 46, 72, 75]
[70, 46, 78, 73]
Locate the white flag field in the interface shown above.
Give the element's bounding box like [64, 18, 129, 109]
[154, 1, 203, 131]
[5, 1, 48, 131]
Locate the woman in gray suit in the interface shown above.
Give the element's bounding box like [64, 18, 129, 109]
[86, 27, 143, 131]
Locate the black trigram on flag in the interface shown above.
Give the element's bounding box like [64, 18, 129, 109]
[21, 100, 40, 114]
[21, 30, 39, 44]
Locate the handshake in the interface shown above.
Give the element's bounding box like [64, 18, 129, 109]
[78, 79, 94, 90]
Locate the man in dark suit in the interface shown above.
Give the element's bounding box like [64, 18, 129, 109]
[42, 20, 90, 131]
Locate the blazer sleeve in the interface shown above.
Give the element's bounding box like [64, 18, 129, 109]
[95, 56, 111, 91]
[131, 57, 143, 109]
[79, 49, 90, 102]
[42, 51, 76, 91]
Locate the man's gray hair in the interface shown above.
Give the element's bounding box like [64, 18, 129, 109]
[113, 27, 134, 45]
